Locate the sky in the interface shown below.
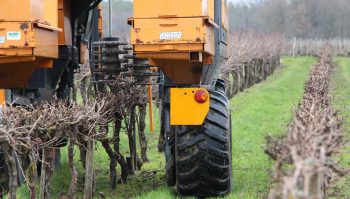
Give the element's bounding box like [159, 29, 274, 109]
[230, 0, 255, 4]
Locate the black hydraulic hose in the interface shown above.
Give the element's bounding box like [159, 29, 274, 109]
[88, 0, 103, 11]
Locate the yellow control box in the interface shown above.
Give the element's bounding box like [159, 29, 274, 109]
[0, 0, 62, 88]
[0, 0, 61, 62]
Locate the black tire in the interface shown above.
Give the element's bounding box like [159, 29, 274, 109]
[174, 85, 232, 198]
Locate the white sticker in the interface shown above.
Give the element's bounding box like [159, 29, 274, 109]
[0, 36, 5, 44]
[7, 32, 21, 41]
[160, 32, 182, 40]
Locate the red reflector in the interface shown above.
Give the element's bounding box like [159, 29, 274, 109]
[194, 90, 208, 103]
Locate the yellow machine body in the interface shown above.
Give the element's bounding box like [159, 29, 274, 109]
[131, 0, 228, 125]
[130, 0, 228, 85]
[0, 0, 65, 88]
[170, 88, 210, 125]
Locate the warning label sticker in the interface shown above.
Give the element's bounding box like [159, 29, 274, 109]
[7, 32, 21, 40]
[0, 36, 5, 44]
[160, 32, 182, 40]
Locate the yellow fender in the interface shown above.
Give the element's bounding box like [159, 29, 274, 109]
[170, 88, 210, 125]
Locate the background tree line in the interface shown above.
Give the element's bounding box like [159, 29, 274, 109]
[101, 0, 350, 39]
[229, 0, 350, 38]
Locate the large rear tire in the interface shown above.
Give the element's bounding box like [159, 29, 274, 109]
[174, 83, 232, 198]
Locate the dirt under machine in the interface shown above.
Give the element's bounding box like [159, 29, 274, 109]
[0, 0, 232, 197]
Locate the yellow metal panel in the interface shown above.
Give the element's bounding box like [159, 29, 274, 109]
[58, 0, 73, 46]
[44, 0, 58, 27]
[0, 49, 34, 58]
[58, 0, 64, 9]
[30, 0, 45, 21]
[37, 59, 54, 69]
[0, 89, 5, 106]
[131, 17, 215, 55]
[134, 44, 205, 53]
[0, 22, 36, 49]
[58, 10, 66, 45]
[0, 0, 46, 22]
[134, 0, 214, 19]
[0, 22, 58, 59]
[136, 52, 190, 60]
[0, 20, 59, 60]
[0, 0, 31, 21]
[132, 18, 205, 44]
[0, 56, 35, 64]
[0, 0, 59, 58]
[208, 0, 215, 20]
[204, 24, 215, 55]
[34, 28, 58, 58]
[170, 88, 210, 125]
[58, 10, 73, 45]
[154, 60, 203, 84]
[98, 4, 103, 38]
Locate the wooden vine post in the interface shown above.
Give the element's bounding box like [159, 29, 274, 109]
[84, 140, 95, 199]
[4, 148, 18, 199]
[40, 147, 55, 199]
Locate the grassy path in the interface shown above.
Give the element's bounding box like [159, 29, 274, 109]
[15, 57, 315, 199]
[229, 57, 314, 198]
[329, 57, 350, 198]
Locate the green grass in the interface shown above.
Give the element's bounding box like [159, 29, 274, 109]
[229, 56, 314, 198]
[328, 57, 350, 198]
[15, 57, 316, 199]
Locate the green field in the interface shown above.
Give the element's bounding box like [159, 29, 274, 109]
[16, 57, 320, 198]
[229, 57, 315, 198]
[328, 57, 350, 198]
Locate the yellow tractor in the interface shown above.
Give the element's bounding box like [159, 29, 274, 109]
[0, 0, 231, 197]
